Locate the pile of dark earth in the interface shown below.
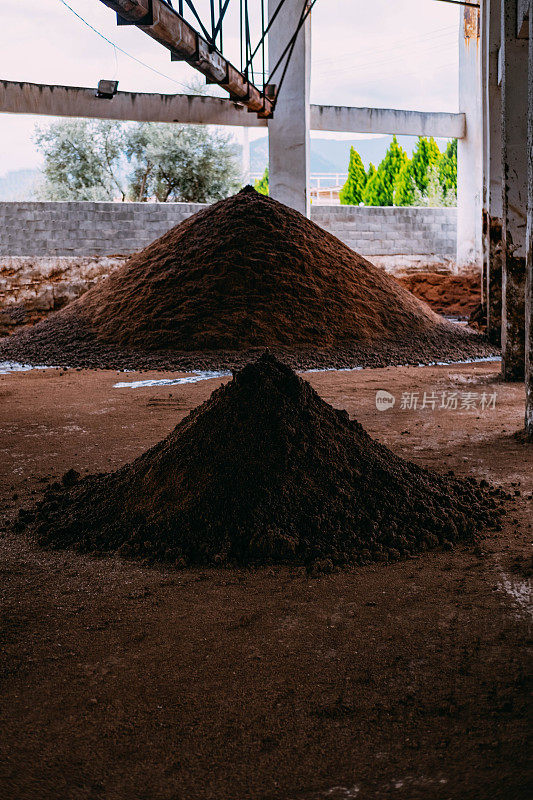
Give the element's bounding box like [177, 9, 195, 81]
[16, 354, 505, 569]
[0, 187, 496, 372]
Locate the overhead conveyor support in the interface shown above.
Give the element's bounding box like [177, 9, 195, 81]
[97, 0, 274, 117]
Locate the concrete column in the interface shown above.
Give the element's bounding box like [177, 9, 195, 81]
[501, 0, 529, 381]
[457, 6, 483, 268]
[242, 127, 251, 185]
[481, 0, 489, 307]
[267, 0, 311, 216]
[526, 4, 533, 438]
[483, 0, 503, 344]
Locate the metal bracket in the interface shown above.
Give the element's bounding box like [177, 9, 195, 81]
[117, 0, 154, 26]
[96, 79, 119, 98]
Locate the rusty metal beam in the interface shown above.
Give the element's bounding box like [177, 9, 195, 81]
[97, 0, 273, 117]
[99, 0, 151, 22]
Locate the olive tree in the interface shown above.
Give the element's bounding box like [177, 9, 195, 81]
[35, 119, 241, 203]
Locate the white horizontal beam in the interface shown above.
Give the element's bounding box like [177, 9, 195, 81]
[310, 104, 466, 139]
[0, 80, 266, 127]
[0, 80, 466, 138]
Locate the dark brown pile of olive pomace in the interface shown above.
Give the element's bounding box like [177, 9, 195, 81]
[18, 354, 504, 567]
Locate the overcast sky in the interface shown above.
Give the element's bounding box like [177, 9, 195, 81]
[0, 0, 460, 175]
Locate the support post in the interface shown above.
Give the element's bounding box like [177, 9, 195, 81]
[526, 4, 533, 438]
[483, 0, 503, 344]
[501, 0, 529, 381]
[457, 5, 483, 269]
[242, 127, 251, 185]
[267, 0, 311, 217]
[481, 0, 488, 307]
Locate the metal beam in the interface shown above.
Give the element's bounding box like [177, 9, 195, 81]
[0, 81, 467, 139]
[97, 0, 273, 116]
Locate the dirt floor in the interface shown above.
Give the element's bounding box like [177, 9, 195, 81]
[394, 272, 481, 319]
[0, 361, 531, 800]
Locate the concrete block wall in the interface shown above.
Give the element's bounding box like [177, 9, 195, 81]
[0, 201, 457, 259]
[311, 206, 457, 258]
[0, 202, 205, 257]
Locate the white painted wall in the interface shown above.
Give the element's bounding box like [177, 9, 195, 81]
[457, 6, 483, 268]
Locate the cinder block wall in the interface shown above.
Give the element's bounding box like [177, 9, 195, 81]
[0, 202, 203, 257]
[313, 206, 457, 258]
[0, 202, 457, 259]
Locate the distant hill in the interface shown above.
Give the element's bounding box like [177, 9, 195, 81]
[250, 137, 337, 174]
[250, 135, 452, 176]
[0, 169, 41, 201]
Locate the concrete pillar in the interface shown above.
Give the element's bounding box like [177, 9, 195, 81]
[481, 0, 489, 307]
[242, 127, 251, 185]
[526, 4, 533, 438]
[267, 0, 311, 216]
[457, 6, 483, 269]
[483, 0, 503, 345]
[501, 0, 529, 381]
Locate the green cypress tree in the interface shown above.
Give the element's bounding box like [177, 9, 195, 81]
[393, 160, 416, 206]
[363, 136, 408, 206]
[361, 163, 377, 204]
[410, 136, 441, 195]
[393, 137, 445, 205]
[254, 166, 269, 195]
[339, 146, 367, 205]
[362, 170, 384, 206]
[438, 139, 457, 195]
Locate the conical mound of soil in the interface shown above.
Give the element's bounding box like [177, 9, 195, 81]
[22, 354, 502, 567]
[0, 187, 495, 371]
[76, 186, 442, 350]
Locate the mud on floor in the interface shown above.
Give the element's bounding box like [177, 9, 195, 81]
[0, 362, 531, 800]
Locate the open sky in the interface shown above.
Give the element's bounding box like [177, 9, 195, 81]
[0, 0, 460, 175]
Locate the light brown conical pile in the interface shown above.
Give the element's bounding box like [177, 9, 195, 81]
[0, 187, 496, 370]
